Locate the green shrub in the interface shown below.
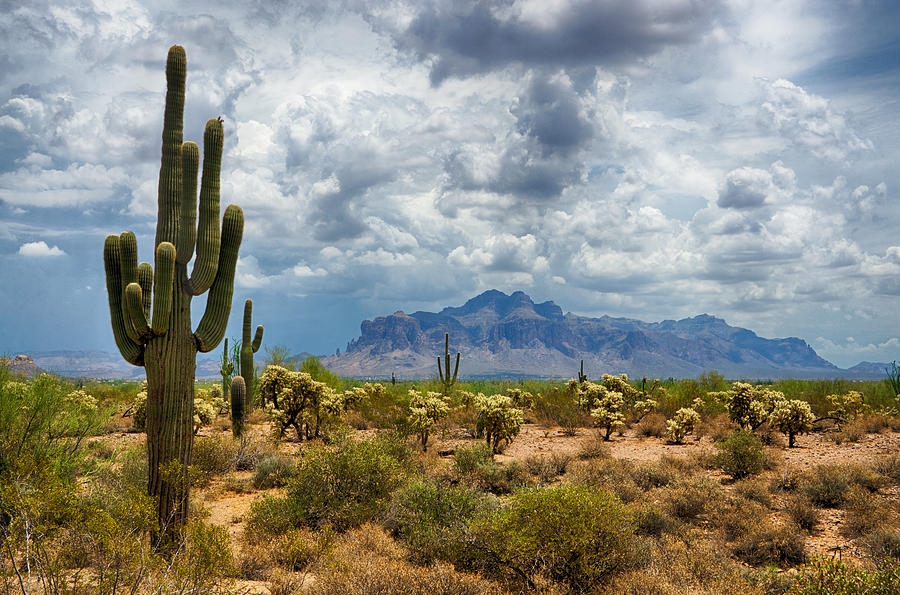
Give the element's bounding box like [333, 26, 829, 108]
[659, 476, 720, 521]
[632, 502, 680, 537]
[467, 485, 633, 591]
[568, 458, 641, 503]
[801, 463, 884, 508]
[191, 434, 238, 482]
[452, 443, 529, 494]
[385, 480, 494, 564]
[523, 452, 572, 483]
[713, 429, 768, 480]
[252, 454, 295, 489]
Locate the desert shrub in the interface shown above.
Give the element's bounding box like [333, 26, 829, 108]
[714, 498, 768, 542]
[770, 467, 802, 493]
[659, 476, 721, 521]
[247, 435, 410, 533]
[840, 486, 887, 537]
[309, 525, 502, 595]
[452, 442, 529, 494]
[532, 385, 589, 435]
[873, 453, 900, 484]
[785, 495, 820, 533]
[632, 502, 680, 537]
[666, 407, 701, 444]
[474, 393, 523, 452]
[787, 558, 900, 594]
[711, 382, 786, 430]
[696, 412, 734, 442]
[770, 399, 814, 447]
[568, 458, 641, 503]
[861, 528, 900, 562]
[636, 412, 667, 438]
[253, 454, 295, 489]
[732, 523, 806, 567]
[713, 429, 768, 480]
[385, 480, 493, 564]
[466, 485, 634, 591]
[632, 458, 682, 490]
[734, 478, 772, 507]
[407, 389, 450, 451]
[802, 464, 884, 508]
[577, 431, 611, 459]
[272, 527, 334, 571]
[524, 452, 573, 483]
[191, 434, 238, 482]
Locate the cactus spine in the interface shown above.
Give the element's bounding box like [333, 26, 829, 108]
[240, 299, 264, 413]
[437, 332, 460, 394]
[231, 376, 245, 438]
[220, 337, 234, 400]
[102, 46, 243, 552]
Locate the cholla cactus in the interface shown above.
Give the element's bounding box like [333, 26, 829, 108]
[826, 390, 868, 420]
[258, 365, 331, 440]
[506, 388, 534, 409]
[474, 392, 524, 452]
[665, 407, 700, 444]
[193, 394, 216, 434]
[715, 382, 786, 430]
[770, 399, 814, 447]
[323, 382, 381, 416]
[407, 389, 450, 451]
[575, 380, 626, 440]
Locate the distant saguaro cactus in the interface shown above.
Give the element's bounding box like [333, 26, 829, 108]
[231, 376, 246, 438]
[240, 299, 264, 412]
[220, 337, 234, 400]
[578, 360, 587, 383]
[437, 332, 460, 394]
[102, 45, 243, 551]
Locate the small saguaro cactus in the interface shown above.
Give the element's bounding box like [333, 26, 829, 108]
[578, 360, 587, 383]
[437, 332, 460, 394]
[230, 376, 246, 438]
[102, 45, 243, 551]
[240, 299, 264, 413]
[220, 337, 234, 400]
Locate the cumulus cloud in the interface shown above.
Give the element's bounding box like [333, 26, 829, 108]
[18, 241, 65, 257]
[758, 78, 873, 162]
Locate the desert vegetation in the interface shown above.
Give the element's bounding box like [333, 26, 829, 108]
[2, 357, 900, 594]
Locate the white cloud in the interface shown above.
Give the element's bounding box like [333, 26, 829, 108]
[18, 241, 65, 257]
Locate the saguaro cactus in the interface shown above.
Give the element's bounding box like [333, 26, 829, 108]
[231, 376, 246, 438]
[103, 45, 243, 551]
[437, 332, 460, 394]
[240, 299, 264, 412]
[578, 360, 587, 383]
[220, 337, 234, 400]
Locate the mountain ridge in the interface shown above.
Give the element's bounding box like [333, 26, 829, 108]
[325, 289, 864, 380]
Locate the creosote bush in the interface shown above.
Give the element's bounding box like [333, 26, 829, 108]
[465, 485, 634, 591]
[714, 429, 769, 480]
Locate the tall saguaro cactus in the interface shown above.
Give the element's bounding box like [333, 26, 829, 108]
[103, 45, 243, 551]
[437, 332, 460, 395]
[240, 299, 264, 412]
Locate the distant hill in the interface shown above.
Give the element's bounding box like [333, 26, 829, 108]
[0, 354, 46, 378]
[323, 290, 878, 380]
[23, 350, 223, 380]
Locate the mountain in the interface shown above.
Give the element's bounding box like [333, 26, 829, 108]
[323, 290, 853, 380]
[22, 350, 223, 380]
[0, 354, 46, 378]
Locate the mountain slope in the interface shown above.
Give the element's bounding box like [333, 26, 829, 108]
[325, 290, 842, 379]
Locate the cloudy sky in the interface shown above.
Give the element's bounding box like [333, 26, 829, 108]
[1, 0, 899, 369]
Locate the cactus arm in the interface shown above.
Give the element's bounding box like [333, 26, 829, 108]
[251, 325, 264, 353]
[156, 45, 185, 248]
[137, 262, 153, 320]
[118, 232, 140, 344]
[125, 283, 151, 338]
[437, 356, 445, 383]
[187, 118, 223, 295]
[103, 235, 143, 366]
[176, 141, 199, 265]
[150, 242, 175, 334]
[242, 299, 253, 346]
[452, 352, 460, 384]
[194, 204, 244, 352]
